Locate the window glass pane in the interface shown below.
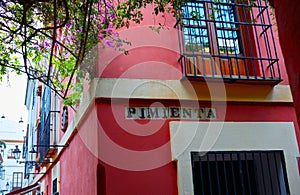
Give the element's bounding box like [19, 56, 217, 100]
[213, 3, 242, 54]
[181, 0, 242, 54]
[182, 2, 209, 53]
[184, 27, 209, 53]
[217, 29, 240, 54]
[182, 2, 206, 26]
[214, 4, 237, 28]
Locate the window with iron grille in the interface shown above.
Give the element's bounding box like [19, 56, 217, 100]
[39, 85, 51, 163]
[38, 86, 60, 163]
[191, 151, 290, 195]
[53, 178, 59, 195]
[178, 0, 281, 84]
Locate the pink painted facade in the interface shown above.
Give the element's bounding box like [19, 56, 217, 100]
[17, 1, 300, 195]
[268, 0, 300, 125]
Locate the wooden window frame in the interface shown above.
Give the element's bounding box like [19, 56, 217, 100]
[12, 172, 23, 190]
[182, 0, 259, 77]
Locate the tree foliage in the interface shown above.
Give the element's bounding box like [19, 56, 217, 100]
[0, 0, 257, 106]
[0, 0, 184, 106]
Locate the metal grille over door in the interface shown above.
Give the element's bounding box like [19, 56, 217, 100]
[191, 151, 290, 195]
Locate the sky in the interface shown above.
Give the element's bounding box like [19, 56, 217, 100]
[0, 72, 28, 124]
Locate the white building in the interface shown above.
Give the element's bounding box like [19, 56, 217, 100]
[0, 117, 25, 194]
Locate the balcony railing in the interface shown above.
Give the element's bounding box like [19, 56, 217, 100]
[177, 0, 281, 85]
[180, 54, 281, 84]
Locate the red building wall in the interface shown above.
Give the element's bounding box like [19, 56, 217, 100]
[60, 107, 98, 195]
[52, 2, 300, 195]
[268, 0, 300, 125]
[56, 98, 298, 195]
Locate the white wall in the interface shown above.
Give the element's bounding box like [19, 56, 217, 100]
[0, 118, 25, 194]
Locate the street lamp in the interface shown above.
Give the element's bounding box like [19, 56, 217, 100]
[5, 182, 9, 191]
[18, 117, 23, 123]
[12, 145, 21, 161]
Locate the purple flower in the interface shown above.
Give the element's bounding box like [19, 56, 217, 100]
[45, 41, 50, 47]
[66, 22, 73, 28]
[116, 42, 123, 47]
[105, 40, 114, 48]
[76, 28, 82, 33]
[101, 17, 107, 23]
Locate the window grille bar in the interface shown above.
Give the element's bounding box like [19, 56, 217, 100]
[240, 3, 255, 78]
[219, 2, 239, 78]
[273, 152, 282, 195]
[267, 152, 275, 194]
[257, 1, 272, 61]
[263, 0, 281, 79]
[199, 159, 205, 195]
[267, 59, 278, 69]
[200, 0, 267, 9]
[214, 153, 222, 195]
[280, 151, 291, 194]
[249, 4, 265, 78]
[183, 19, 272, 28]
[257, 0, 274, 78]
[244, 153, 253, 195]
[178, 55, 184, 62]
[256, 6, 267, 18]
[259, 152, 267, 194]
[237, 153, 246, 194]
[252, 152, 259, 194]
[222, 153, 229, 195]
[174, 19, 180, 28]
[230, 153, 237, 195]
[260, 25, 272, 36]
[207, 154, 213, 195]
[181, 53, 279, 62]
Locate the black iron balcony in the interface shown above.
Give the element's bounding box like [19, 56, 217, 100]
[177, 0, 281, 85]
